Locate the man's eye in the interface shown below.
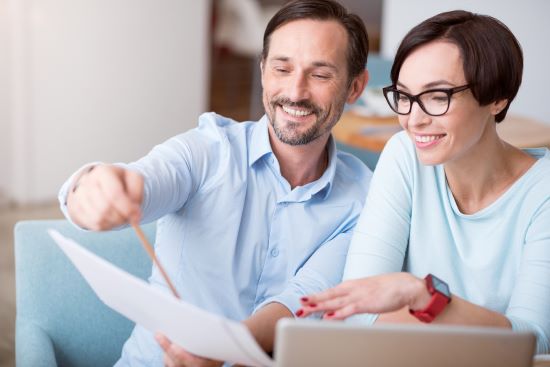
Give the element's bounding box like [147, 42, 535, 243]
[275, 68, 289, 74]
[313, 74, 329, 80]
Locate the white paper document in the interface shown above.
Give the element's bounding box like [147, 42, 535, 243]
[49, 229, 274, 367]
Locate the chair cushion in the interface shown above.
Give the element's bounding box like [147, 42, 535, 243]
[15, 220, 155, 367]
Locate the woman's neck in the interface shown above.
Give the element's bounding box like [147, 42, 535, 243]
[444, 130, 536, 214]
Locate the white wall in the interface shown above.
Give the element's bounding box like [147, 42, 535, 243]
[0, 1, 12, 205]
[2, 0, 210, 204]
[381, 0, 550, 124]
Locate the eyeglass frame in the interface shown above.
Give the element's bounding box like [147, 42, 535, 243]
[382, 84, 471, 116]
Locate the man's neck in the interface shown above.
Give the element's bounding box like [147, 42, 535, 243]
[268, 129, 330, 190]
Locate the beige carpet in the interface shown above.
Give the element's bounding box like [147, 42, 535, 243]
[0, 203, 64, 367]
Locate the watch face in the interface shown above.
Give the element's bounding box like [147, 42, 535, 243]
[431, 275, 450, 296]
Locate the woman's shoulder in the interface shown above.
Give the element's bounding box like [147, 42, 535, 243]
[524, 148, 550, 181]
[511, 148, 550, 209]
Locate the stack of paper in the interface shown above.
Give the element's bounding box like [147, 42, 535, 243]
[49, 230, 274, 367]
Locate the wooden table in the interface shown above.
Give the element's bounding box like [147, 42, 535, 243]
[334, 111, 550, 152]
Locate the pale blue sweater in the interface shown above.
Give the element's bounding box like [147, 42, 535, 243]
[344, 131, 550, 354]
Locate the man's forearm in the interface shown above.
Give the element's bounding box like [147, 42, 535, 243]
[244, 302, 293, 354]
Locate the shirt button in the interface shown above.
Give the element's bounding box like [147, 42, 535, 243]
[270, 248, 280, 257]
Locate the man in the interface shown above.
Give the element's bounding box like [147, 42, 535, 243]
[59, 0, 371, 365]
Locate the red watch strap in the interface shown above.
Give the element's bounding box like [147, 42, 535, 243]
[409, 291, 449, 322]
[409, 274, 451, 323]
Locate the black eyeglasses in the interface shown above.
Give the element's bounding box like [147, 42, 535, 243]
[382, 84, 470, 116]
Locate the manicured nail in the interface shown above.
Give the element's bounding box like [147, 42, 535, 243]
[300, 297, 309, 302]
[295, 309, 304, 317]
[325, 312, 334, 317]
[308, 303, 317, 308]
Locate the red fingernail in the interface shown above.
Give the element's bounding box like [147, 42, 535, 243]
[325, 312, 334, 317]
[301, 297, 309, 302]
[308, 303, 317, 308]
[295, 309, 304, 317]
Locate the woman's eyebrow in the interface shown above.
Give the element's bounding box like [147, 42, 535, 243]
[396, 79, 455, 90]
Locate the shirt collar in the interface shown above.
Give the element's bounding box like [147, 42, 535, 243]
[247, 115, 338, 201]
[248, 115, 272, 167]
[297, 135, 337, 201]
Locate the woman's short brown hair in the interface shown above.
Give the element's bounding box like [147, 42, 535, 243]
[390, 10, 523, 122]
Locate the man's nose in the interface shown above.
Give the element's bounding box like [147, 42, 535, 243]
[286, 72, 310, 102]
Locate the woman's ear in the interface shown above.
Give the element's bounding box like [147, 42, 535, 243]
[491, 99, 508, 116]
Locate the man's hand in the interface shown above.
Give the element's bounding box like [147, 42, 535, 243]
[66, 164, 144, 230]
[155, 333, 223, 367]
[155, 303, 292, 366]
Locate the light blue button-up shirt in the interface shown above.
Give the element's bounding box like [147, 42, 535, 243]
[59, 112, 372, 366]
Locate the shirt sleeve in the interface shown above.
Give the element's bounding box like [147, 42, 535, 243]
[341, 132, 415, 324]
[57, 113, 230, 227]
[344, 132, 413, 280]
[255, 230, 354, 316]
[507, 197, 550, 354]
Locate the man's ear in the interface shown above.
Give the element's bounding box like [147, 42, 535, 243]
[346, 69, 369, 104]
[260, 60, 265, 87]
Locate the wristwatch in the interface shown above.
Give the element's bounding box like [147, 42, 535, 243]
[409, 274, 451, 323]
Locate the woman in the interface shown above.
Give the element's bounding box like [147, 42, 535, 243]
[297, 10, 550, 353]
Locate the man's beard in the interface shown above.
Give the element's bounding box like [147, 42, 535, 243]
[266, 96, 343, 146]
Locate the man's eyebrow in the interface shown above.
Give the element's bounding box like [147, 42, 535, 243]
[268, 57, 338, 71]
[311, 61, 338, 71]
[268, 56, 290, 63]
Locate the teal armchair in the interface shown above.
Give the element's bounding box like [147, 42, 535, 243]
[14, 220, 155, 367]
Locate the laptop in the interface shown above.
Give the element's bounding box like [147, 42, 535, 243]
[274, 319, 535, 367]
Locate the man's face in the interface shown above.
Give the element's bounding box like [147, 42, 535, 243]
[261, 19, 354, 146]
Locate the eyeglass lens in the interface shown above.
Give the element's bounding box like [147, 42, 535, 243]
[386, 90, 450, 116]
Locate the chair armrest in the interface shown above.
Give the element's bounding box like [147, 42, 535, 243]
[16, 319, 57, 367]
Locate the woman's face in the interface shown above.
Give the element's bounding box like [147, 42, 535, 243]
[397, 40, 497, 166]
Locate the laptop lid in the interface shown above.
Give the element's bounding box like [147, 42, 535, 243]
[274, 319, 535, 367]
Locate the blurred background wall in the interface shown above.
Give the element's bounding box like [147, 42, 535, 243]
[0, 0, 210, 205]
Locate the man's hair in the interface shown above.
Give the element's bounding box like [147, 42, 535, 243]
[390, 10, 523, 123]
[261, 0, 369, 82]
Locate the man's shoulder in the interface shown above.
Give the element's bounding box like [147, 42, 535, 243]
[332, 150, 373, 197]
[176, 112, 259, 153]
[196, 112, 255, 136]
[334, 151, 371, 176]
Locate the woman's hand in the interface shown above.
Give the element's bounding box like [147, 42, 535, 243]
[296, 273, 430, 320]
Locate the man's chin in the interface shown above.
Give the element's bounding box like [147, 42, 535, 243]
[274, 128, 319, 146]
